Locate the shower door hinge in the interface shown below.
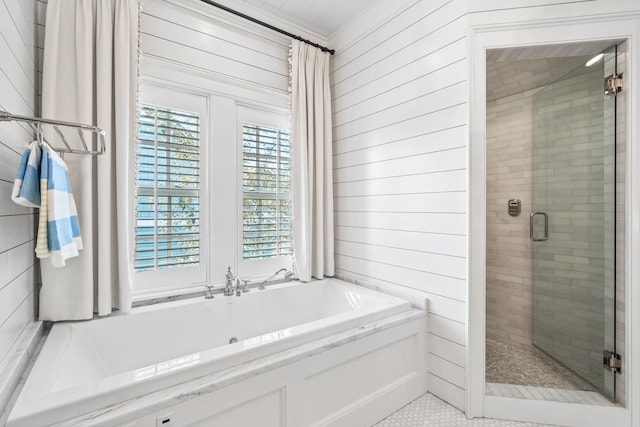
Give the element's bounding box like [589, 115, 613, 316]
[604, 73, 623, 95]
[603, 350, 622, 374]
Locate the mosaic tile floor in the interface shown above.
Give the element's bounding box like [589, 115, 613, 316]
[485, 339, 594, 391]
[373, 393, 555, 426]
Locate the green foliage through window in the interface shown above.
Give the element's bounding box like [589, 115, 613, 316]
[135, 105, 201, 271]
[243, 124, 292, 260]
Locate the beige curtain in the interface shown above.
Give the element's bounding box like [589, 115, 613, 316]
[290, 40, 335, 282]
[39, 0, 139, 320]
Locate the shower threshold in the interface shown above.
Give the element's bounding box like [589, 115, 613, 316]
[485, 339, 619, 406]
[485, 383, 617, 406]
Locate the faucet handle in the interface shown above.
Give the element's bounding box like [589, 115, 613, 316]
[235, 277, 242, 297]
[241, 279, 250, 293]
[204, 284, 215, 299]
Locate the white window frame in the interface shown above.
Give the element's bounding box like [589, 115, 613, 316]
[134, 58, 291, 298]
[134, 82, 209, 295]
[236, 106, 292, 279]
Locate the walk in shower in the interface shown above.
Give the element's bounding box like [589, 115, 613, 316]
[485, 42, 625, 405]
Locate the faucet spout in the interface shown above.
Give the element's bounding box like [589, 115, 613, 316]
[224, 266, 236, 296]
[258, 267, 294, 290]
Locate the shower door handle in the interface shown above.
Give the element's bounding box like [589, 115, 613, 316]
[530, 212, 548, 242]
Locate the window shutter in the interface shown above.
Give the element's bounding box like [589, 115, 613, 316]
[135, 105, 201, 271]
[242, 124, 292, 260]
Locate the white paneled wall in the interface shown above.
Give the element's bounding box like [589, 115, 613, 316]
[0, 0, 45, 414]
[141, 0, 290, 93]
[328, 0, 640, 413]
[329, 0, 469, 410]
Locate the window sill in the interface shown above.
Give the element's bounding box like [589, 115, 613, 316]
[132, 285, 205, 308]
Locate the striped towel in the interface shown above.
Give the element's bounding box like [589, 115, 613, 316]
[11, 141, 42, 207]
[35, 143, 83, 267]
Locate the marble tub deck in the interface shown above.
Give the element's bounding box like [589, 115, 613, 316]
[35, 309, 425, 426]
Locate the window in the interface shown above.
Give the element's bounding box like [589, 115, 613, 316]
[134, 84, 207, 293]
[236, 107, 292, 278]
[133, 77, 290, 296]
[242, 124, 292, 260]
[136, 104, 200, 271]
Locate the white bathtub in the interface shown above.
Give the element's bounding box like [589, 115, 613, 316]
[8, 279, 416, 426]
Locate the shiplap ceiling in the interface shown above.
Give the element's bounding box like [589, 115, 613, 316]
[214, 0, 379, 39]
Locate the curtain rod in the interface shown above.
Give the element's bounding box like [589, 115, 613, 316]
[198, 0, 335, 55]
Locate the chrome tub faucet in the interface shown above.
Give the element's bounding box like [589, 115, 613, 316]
[224, 267, 236, 296]
[223, 266, 293, 295]
[225, 267, 249, 297]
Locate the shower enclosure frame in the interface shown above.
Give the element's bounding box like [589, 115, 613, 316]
[467, 11, 640, 427]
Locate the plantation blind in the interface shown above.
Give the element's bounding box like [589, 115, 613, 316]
[135, 104, 201, 271]
[242, 124, 292, 260]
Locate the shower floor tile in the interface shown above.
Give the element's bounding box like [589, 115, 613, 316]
[373, 393, 556, 426]
[485, 339, 595, 391]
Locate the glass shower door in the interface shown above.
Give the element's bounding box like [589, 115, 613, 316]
[531, 46, 618, 399]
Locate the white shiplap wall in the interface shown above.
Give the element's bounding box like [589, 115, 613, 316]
[141, 0, 290, 93]
[329, 0, 469, 410]
[0, 0, 45, 413]
[328, 0, 639, 412]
